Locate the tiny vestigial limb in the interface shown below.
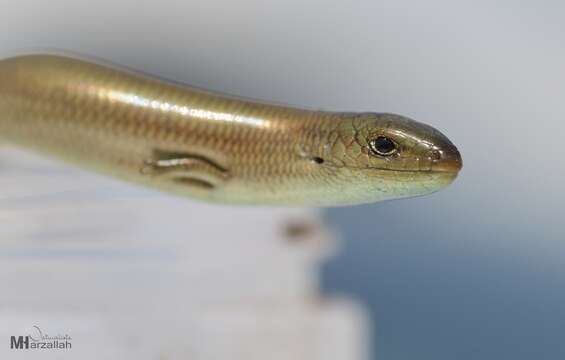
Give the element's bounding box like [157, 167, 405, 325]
[141, 150, 230, 190]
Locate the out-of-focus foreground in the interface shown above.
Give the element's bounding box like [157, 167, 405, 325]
[0, 147, 369, 360]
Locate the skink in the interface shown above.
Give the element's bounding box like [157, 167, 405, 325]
[0, 54, 462, 206]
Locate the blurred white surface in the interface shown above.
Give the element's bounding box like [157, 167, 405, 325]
[0, 148, 369, 359]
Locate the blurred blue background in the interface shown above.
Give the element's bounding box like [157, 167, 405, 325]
[324, 196, 565, 359]
[1, 0, 564, 359]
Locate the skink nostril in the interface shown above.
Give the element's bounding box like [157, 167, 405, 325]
[431, 150, 442, 161]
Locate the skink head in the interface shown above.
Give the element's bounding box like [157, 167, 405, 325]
[305, 112, 462, 205]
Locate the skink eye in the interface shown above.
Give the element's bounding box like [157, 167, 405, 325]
[369, 136, 397, 156]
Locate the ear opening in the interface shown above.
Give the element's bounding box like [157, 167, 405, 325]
[310, 156, 324, 164]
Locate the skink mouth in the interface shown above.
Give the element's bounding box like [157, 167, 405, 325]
[371, 168, 460, 174]
[323, 162, 462, 175]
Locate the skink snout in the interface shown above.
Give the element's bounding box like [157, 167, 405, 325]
[430, 146, 462, 173]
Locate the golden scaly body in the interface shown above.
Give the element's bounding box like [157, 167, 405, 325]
[0, 54, 462, 206]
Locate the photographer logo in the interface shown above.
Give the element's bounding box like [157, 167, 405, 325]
[10, 325, 71, 350]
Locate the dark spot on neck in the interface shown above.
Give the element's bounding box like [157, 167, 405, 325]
[311, 156, 324, 164]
